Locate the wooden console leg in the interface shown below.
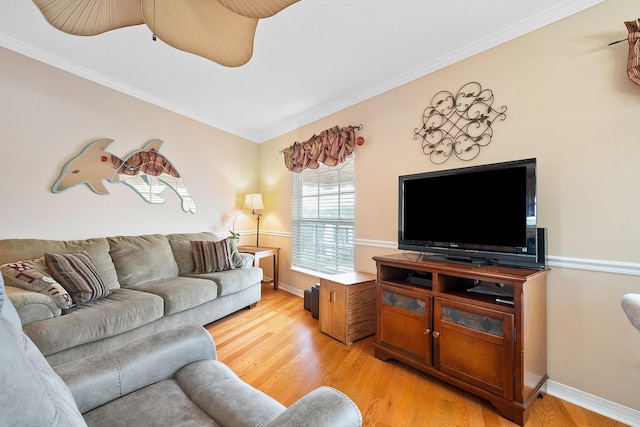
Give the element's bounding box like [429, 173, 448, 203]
[373, 345, 393, 361]
[490, 400, 529, 426]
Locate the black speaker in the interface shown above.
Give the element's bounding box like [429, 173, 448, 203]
[496, 227, 547, 269]
[303, 283, 320, 319]
[535, 227, 548, 269]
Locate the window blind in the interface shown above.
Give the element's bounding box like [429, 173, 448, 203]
[291, 156, 354, 275]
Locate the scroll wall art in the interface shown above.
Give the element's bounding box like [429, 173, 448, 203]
[52, 139, 197, 214]
[413, 81, 507, 164]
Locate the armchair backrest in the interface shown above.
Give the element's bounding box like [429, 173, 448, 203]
[622, 294, 640, 333]
[0, 273, 21, 328]
[0, 273, 87, 426]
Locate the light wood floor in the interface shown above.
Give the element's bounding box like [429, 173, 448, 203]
[205, 284, 627, 427]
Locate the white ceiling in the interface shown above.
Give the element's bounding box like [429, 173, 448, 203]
[0, 0, 602, 143]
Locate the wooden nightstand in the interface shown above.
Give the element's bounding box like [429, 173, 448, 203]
[319, 272, 377, 345]
[237, 246, 280, 290]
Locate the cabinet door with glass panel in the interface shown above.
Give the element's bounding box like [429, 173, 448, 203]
[433, 298, 515, 400]
[377, 285, 432, 367]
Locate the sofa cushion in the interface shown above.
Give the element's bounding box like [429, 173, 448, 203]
[129, 277, 218, 315]
[0, 237, 119, 290]
[45, 252, 110, 305]
[54, 322, 218, 414]
[167, 232, 218, 275]
[83, 379, 218, 427]
[23, 288, 164, 356]
[167, 232, 244, 274]
[185, 267, 263, 297]
[1, 257, 74, 309]
[108, 234, 179, 287]
[192, 239, 235, 274]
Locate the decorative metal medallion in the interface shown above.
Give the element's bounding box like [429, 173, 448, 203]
[413, 82, 507, 164]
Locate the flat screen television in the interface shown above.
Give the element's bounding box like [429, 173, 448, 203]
[398, 158, 544, 268]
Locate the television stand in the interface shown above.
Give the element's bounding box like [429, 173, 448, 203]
[421, 253, 491, 267]
[373, 253, 548, 425]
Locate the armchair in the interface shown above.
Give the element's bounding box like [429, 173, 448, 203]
[621, 293, 640, 333]
[0, 274, 362, 426]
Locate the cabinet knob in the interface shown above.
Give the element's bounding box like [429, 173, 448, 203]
[423, 328, 431, 335]
[432, 331, 440, 338]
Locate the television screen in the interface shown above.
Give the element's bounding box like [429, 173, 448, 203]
[399, 158, 538, 266]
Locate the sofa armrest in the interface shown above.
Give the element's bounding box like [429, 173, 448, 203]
[5, 285, 60, 326]
[54, 322, 217, 414]
[237, 252, 255, 268]
[262, 386, 362, 427]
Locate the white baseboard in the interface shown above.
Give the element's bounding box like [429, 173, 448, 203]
[546, 380, 640, 426]
[277, 282, 305, 297]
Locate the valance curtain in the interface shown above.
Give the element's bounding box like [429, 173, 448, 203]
[282, 125, 356, 173]
[625, 19, 640, 86]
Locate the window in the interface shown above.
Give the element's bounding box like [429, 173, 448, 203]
[291, 156, 354, 275]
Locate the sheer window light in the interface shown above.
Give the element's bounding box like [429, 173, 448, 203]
[291, 156, 354, 275]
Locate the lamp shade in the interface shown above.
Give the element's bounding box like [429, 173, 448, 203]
[244, 193, 264, 210]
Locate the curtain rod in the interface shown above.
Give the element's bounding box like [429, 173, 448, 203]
[278, 124, 363, 154]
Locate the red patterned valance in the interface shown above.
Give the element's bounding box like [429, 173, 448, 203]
[282, 125, 356, 173]
[625, 19, 640, 86]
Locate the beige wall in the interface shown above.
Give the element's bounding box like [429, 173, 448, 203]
[258, 0, 640, 413]
[0, 47, 259, 241]
[1, 0, 639, 418]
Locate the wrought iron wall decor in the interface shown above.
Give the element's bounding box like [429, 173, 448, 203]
[413, 82, 507, 164]
[52, 139, 197, 214]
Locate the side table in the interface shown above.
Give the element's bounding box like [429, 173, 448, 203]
[319, 271, 377, 345]
[237, 246, 280, 290]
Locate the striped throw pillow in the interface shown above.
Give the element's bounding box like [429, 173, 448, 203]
[44, 252, 110, 305]
[191, 239, 235, 274]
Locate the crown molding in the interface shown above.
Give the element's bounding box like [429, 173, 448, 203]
[0, 0, 604, 143]
[251, 0, 605, 142]
[0, 34, 252, 141]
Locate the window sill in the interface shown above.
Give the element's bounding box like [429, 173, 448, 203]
[290, 266, 353, 280]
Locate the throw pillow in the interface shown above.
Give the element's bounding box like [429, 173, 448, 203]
[228, 236, 244, 268]
[1, 258, 74, 309]
[191, 239, 236, 274]
[44, 252, 110, 304]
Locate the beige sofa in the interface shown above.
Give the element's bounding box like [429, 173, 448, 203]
[0, 232, 262, 366]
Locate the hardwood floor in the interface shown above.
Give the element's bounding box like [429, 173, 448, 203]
[205, 285, 627, 427]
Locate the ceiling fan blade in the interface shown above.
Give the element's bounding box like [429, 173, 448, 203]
[215, 0, 300, 19]
[141, 0, 258, 67]
[32, 0, 143, 36]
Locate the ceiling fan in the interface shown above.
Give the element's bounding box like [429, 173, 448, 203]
[31, 0, 299, 67]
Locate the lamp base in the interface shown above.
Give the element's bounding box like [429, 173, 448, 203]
[254, 212, 262, 247]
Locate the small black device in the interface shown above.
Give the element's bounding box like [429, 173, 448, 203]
[407, 272, 433, 288]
